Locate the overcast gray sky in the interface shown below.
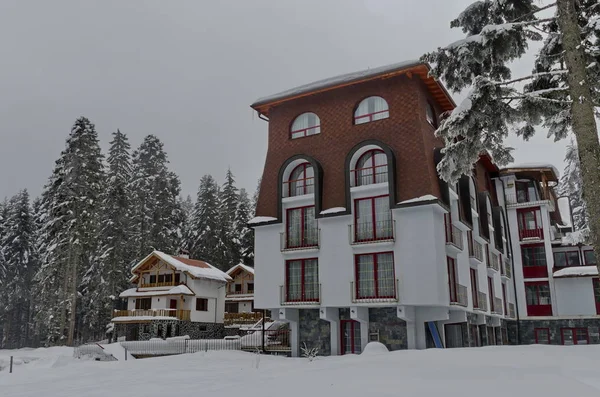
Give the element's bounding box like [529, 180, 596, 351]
[0, 0, 567, 200]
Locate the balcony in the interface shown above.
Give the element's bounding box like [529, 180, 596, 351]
[140, 281, 178, 288]
[348, 220, 395, 245]
[446, 224, 464, 251]
[280, 284, 321, 306]
[501, 256, 512, 279]
[492, 297, 503, 315]
[282, 178, 315, 198]
[487, 252, 500, 271]
[350, 167, 388, 187]
[350, 280, 399, 303]
[112, 309, 191, 321]
[450, 284, 468, 307]
[280, 228, 320, 251]
[226, 289, 254, 297]
[474, 291, 487, 312]
[469, 238, 484, 263]
[508, 303, 516, 319]
[519, 228, 544, 241]
[224, 312, 266, 326]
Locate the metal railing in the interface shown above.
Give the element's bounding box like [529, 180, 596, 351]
[450, 284, 468, 307]
[282, 179, 315, 198]
[474, 291, 487, 311]
[224, 312, 266, 326]
[519, 228, 544, 240]
[446, 224, 464, 250]
[469, 239, 484, 262]
[348, 219, 395, 244]
[350, 168, 389, 187]
[350, 279, 399, 303]
[508, 303, 516, 319]
[502, 256, 512, 278]
[280, 228, 320, 251]
[492, 298, 503, 315]
[280, 284, 320, 306]
[112, 309, 191, 321]
[488, 252, 500, 271]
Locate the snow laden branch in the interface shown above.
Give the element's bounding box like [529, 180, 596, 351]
[511, 3, 557, 22]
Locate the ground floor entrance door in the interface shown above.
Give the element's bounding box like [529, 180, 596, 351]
[170, 299, 177, 309]
[341, 320, 361, 354]
[444, 323, 463, 348]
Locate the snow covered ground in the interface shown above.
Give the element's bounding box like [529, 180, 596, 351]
[1, 344, 600, 396]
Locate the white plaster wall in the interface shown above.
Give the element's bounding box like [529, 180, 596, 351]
[254, 223, 286, 310]
[554, 278, 596, 316]
[238, 301, 253, 313]
[187, 278, 226, 323]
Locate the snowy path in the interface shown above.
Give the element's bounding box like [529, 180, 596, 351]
[1, 345, 600, 397]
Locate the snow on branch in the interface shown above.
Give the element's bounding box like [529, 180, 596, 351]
[511, 3, 556, 23]
[494, 70, 568, 86]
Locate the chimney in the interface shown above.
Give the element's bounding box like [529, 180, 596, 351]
[178, 248, 190, 259]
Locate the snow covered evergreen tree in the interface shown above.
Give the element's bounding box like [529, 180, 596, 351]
[236, 188, 254, 266]
[422, 0, 600, 271]
[33, 117, 104, 346]
[560, 138, 589, 232]
[81, 130, 133, 339]
[180, 194, 194, 250]
[0, 190, 38, 348]
[188, 174, 222, 266]
[216, 168, 240, 268]
[129, 135, 183, 261]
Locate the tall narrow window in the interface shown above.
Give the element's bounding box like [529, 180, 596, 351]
[355, 252, 395, 299]
[354, 96, 389, 124]
[286, 163, 314, 197]
[470, 268, 479, 309]
[354, 196, 392, 242]
[290, 112, 320, 139]
[286, 206, 317, 249]
[488, 277, 495, 312]
[593, 278, 600, 315]
[286, 259, 319, 302]
[353, 149, 388, 186]
[426, 102, 437, 127]
[448, 257, 458, 303]
[521, 244, 548, 278]
[502, 283, 508, 316]
[525, 282, 552, 316]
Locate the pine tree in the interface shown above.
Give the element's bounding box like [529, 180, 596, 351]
[236, 188, 254, 266]
[180, 195, 194, 250]
[423, 0, 600, 272]
[0, 190, 38, 348]
[33, 117, 105, 346]
[217, 169, 240, 268]
[81, 130, 133, 339]
[129, 135, 183, 261]
[560, 138, 589, 232]
[0, 198, 9, 347]
[188, 175, 221, 266]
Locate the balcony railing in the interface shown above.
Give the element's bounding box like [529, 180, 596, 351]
[282, 179, 315, 198]
[226, 289, 254, 296]
[140, 281, 179, 288]
[350, 279, 399, 303]
[474, 291, 487, 311]
[519, 228, 544, 240]
[508, 303, 516, 319]
[348, 219, 395, 244]
[223, 312, 266, 326]
[469, 239, 484, 262]
[493, 297, 503, 315]
[446, 224, 464, 250]
[505, 190, 550, 206]
[112, 309, 191, 321]
[502, 256, 512, 279]
[450, 284, 468, 307]
[350, 167, 389, 187]
[280, 228, 320, 251]
[280, 284, 321, 306]
[487, 252, 500, 271]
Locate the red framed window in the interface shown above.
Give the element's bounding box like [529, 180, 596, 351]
[448, 257, 458, 303]
[561, 328, 589, 345]
[352, 149, 388, 186]
[525, 281, 552, 316]
[553, 251, 581, 268]
[354, 195, 392, 242]
[488, 276, 495, 312]
[502, 283, 508, 316]
[584, 250, 597, 266]
[196, 298, 208, 311]
[593, 278, 600, 315]
[285, 163, 314, 197]
[534, 328, 550, 344]
[521, 244, 548, 278]
[285, 259, 319, 302]
[286, 206, 317, 249]
[426, 101, 437, 128]
[290, 112, 320, 139]
[355, 252, 396, 299]
[470, 267, 479, 308]
[354, 96, 389, 124]
[517, 208, 543, 240]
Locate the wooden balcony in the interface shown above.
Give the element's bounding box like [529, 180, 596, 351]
[140, 281, 177, 288]
[224, 312, 266, 326]
[113, 309, 191, 321]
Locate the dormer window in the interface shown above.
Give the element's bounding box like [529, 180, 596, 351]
[426, 102, 437, 127]
[291, 112, 320, 139]
[354, 96, 389, 124]
[286, 163, 314, 197]
[353, 149, 388, 186]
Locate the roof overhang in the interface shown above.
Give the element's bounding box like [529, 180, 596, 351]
[500, 167, 558, 183]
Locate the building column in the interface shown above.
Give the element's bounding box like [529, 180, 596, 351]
[397, 306, 416, 349]
[320, 307, 339, 356]
[278, 308, 299, 357]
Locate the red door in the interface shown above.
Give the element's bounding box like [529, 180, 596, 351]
[341, 320, 361, 354]
[170, 299, 177, 309]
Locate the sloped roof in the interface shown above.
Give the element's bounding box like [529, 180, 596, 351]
[500, 163, 559, 182]
[251, 61, 455, 117]
[119, 285, 195, 298]
[226, 263, 255, 276]
[131, 251, 232, 283]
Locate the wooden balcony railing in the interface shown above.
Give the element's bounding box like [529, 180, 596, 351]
[226, 289, 254, 296]
[351, 280, 399, 303]
[474, 291, 487, 311]
[140, 281, 178, 288]
[450, 284, 468, 307]
[224, 312, 266, 326]
[113, 309, 191, 321]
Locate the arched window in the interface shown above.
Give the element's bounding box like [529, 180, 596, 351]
[354, 96, 389, 124]
[290, 112, 320, 139]
[353, 149, 388, 186]
[285, 163, 314, 197]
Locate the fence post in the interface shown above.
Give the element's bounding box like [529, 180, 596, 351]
[125, 348, 128, 361]
[185, 339, 188, 354]
[9, 356, 13, 373]
[261, 309, 266, 353]
[204, 341, 208, 353]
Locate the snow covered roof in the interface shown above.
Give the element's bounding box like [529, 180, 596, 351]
[561, 229, 590, 246]
[553, 265, 598, 278]
[248, 216, 277, 225]
[131, 251, 231, 283]
[226, 263, 255, 276]
[501, 163, 559, 181]
[398, 195, 439, 205]
[225, 295, 255, 302]
[119, 285, 195, 298]
[320, 207, 346, 215]
[251, 61, 455, 116]
[111, 316, 182, 323]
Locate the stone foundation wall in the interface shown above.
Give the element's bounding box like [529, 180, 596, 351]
[298, 309, 331, 356]
[518, 318, 600, 345]
[114, 320, 224, 341]
[368, 307, 407, 351]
